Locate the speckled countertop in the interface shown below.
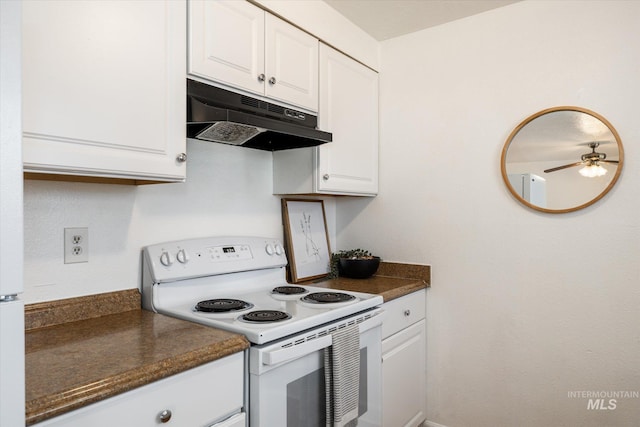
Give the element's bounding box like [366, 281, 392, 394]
[312, 261, 430, 302]
[24, 262, 429, 425]
[24, 289, 249, 426]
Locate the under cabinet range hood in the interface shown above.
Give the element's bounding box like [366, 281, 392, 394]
[187, 79, 332, 151]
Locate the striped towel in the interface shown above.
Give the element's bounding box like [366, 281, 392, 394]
[325, 323, 360, 427]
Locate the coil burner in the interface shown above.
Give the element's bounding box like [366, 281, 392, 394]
[301, 292, 356, 304]
[195, 299, 253, 313]
[242, 310, 292, 323]
[272, 286, 308, 295]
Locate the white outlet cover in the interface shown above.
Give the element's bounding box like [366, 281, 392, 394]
[64, 227, 88, 264]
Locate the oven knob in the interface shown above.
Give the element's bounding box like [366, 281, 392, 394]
[159, 251, 174, 267]
[274, 244, 284, 256]
[265, 244, 275, 255]
[176, 248, 189, 264]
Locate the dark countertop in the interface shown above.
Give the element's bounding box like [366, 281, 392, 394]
[24, 290, 249, 425]
[24, 262, 429, 425]
[312, 261, 430, 302]
[313, 275, 426, 301]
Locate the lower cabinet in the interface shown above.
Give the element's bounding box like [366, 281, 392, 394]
[33, 352, 245, 427]
[382, 290, 427, 427]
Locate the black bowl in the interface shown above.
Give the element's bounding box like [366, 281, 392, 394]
[338, 256, 381, 279]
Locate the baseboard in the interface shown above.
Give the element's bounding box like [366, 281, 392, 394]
[424, 421, 448, 427]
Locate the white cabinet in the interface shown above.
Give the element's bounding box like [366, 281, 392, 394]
[382, 290, 427, 427]
[33, 352, 245, 427]
[273, 43, 379, 196]
[22, 0, 186, 183]
[189, 0, 318, 112]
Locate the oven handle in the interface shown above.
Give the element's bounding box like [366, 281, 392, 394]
[261, 310, 384, 366]
[262, 335, 333, 366]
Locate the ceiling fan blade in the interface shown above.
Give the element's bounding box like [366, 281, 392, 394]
[544, 162, 583, 173]
[601, 160, 619, 164]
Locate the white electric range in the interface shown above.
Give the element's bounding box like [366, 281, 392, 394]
[141, 236, 383, 344]
[141, 236, 384, 427]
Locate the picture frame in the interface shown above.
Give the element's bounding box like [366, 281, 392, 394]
[281, 198, 332, 283]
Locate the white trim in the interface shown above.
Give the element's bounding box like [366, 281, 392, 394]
[425, 421, 449, 427]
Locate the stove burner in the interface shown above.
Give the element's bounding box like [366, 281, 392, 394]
[272, 286, 307, 295]
[242, 310, 291, 323]
[195, 299, 253, 313]
[301, 292, 356, 304]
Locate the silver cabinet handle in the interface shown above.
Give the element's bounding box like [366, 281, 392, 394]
[176, 153, 187, 163]
[258, 73, 265, 82]
[158, 409, 172, 423]
[323, 174, 330, 181]
[269, 76, 276, 85]
[404, 309, 411, 317]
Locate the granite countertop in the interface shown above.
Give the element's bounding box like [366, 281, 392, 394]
[24, 262, 429, 425]
[24, 289, 249, 425]
[312, 261, 430, 302]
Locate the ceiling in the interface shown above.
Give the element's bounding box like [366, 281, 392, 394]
[323, 0, 519, 41]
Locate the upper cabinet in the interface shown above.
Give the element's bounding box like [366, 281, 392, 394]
[189, 0, 318, 112]
[273, 43, 379, 196]
[22, 0, 187, 183]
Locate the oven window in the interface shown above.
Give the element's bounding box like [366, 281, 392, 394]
[286, 348, 368, 426]
[358, 347, 369, 416]
[287, 367, 325, 426]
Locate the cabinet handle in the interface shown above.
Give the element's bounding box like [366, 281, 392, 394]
[176, 153, 187, 163]
[158, 409, 172, 423]
[269, 76, 276, 85]
[404, 309, 411, 317]
[323, 174, 330, 181]
[258, 73, 265, 82]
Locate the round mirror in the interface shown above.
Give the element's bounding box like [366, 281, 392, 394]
[501, 106, 624, 213]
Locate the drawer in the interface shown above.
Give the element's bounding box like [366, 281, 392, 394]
[381, 289, 426, 340]
[34, 352, 245, 427]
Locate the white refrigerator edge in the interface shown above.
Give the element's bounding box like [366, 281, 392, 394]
[0, 1, 26, 426]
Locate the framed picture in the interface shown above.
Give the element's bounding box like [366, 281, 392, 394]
[282, 198, 331, 283]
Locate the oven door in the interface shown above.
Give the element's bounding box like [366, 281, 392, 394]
[248, 310, 382, 427]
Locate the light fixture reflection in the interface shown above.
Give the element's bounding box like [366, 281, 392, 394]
[579, 163, 607, 178]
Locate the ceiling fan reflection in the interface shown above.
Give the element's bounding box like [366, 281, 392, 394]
[543, 142, 619, 174]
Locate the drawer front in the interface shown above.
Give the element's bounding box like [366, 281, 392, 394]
[382, 289, 426, 340]
[34, 352, 244, 427]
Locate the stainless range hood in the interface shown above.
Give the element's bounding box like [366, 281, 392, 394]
[187, 79, 332, 151]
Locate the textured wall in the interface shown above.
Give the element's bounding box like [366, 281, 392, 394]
[336, 1, 640, 425]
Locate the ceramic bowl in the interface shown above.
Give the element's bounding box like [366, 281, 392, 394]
[338, 256, 381, 279]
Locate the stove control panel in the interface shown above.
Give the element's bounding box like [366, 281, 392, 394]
[143, 236, 288, 283]
[208, 244, 253, 262]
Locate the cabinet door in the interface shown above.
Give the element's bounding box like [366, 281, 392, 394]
[189, 0, 265, 96]
[317, 44, 378, 195]
[382, 320, 427, 427]
[22, 0, 186, 182]
[264, 14, 318, 112]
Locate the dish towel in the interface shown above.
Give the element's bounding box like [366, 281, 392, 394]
[324, 323, 360, 427]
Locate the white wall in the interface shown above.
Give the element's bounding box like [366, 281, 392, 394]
[336, 1, 640, 426]
[23, 140, 336, 303]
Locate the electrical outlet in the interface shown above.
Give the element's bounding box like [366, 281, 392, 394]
[64, 227, 88, 264]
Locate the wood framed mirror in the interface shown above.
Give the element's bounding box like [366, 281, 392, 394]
[501, 106, 624, 213]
